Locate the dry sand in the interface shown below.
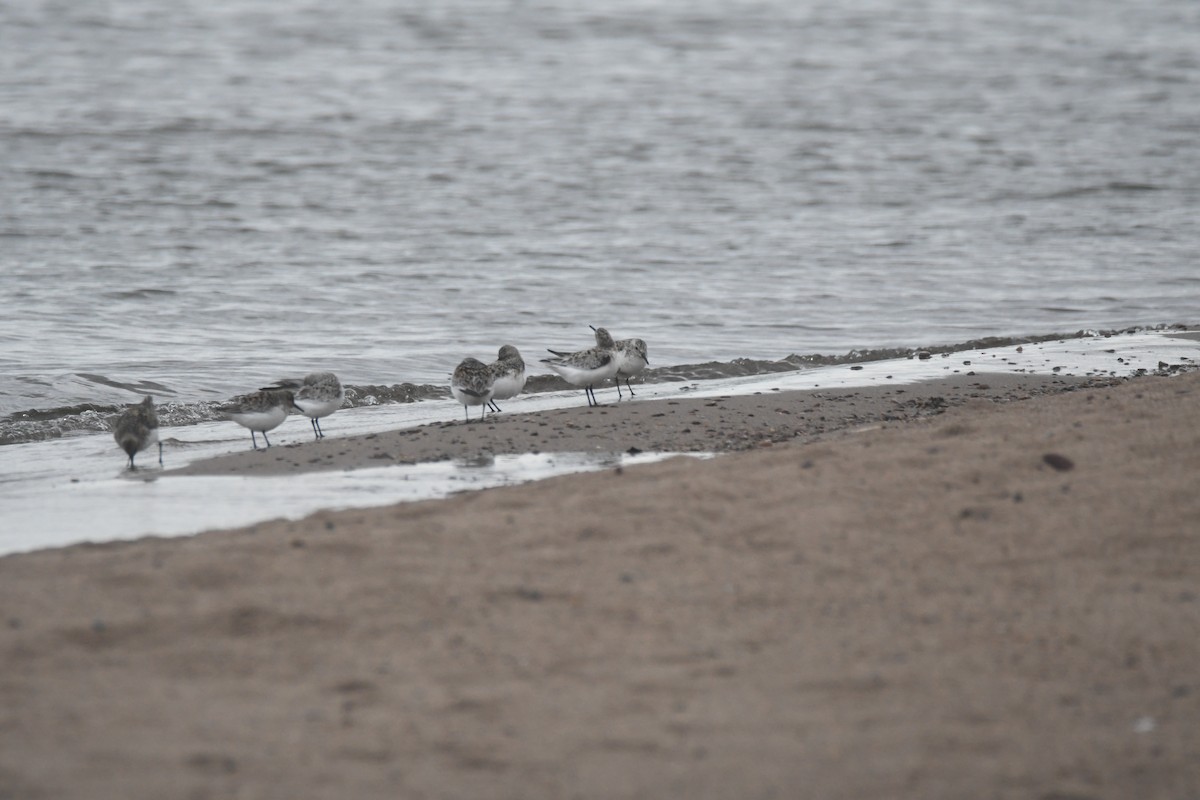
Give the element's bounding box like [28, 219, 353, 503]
[2, 370, 1199, 799]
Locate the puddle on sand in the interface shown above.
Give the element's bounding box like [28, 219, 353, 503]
[0, 451, 704, 557]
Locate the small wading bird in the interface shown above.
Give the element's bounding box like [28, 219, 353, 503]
[219, 388, 296, 450]
[261, 371, 344, 440]
[486, 344, 526, 413]
[541, 327, 619, 407]
[549, 326, 649, 399]
[113, 395, 162, 469]
[450, 357, 495, 422]
[608, 328, 649, 398]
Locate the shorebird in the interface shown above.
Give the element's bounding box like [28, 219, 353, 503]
[113, 395, 162, 469]
[486, 345, 526, 412]
[219, 388, 296, 450]
[451, 357, 495, 422]
[552, 326, 651, 399]
[541, 326, 619, 407]
[606, 328, 649, 398]
[261, 371, 344, 439]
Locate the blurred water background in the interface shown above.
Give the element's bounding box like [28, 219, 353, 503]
[3, 0, 1198, 441]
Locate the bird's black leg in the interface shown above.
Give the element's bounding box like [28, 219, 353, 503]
[158, 441, 163, 465]
[615, 377, 623, 399]
[251, 431, 259, 450]
[263, 431, 272, 448]
[626, 378, 636, 396]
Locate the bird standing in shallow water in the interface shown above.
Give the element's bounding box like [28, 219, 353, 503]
[541, 327, 619, 407]
[219, 388, 296, 450]
[261, 371, 343, 439]
[487, 345, 526, 413]
[451, 357, 495, 422]
[114, 395, 162, 469]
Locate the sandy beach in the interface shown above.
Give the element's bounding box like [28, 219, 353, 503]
[2, 369, 1199, 799]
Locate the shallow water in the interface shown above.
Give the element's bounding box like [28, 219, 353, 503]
[2, 0, 1198, 422]
[0, 330, 1194, 557]
[0, 450, 699, 556]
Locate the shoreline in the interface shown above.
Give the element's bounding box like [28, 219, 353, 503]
[172, 372, 1107, 477]
[3, 324, 1194, 447]
[1, 370, 1198, 797]
[13, 323, 1197, 555]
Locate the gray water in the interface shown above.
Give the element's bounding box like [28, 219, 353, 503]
[3, 0, 1199, 426]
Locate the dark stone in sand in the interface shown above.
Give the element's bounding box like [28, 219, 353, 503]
[1043, 453, 1075, 472]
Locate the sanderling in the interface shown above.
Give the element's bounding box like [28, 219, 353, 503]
[540, 326, 619, 407]
[113, 395, 162, 469]
[262, 371, 344, 439]
[487, 345, 526, 412]
[601, 326, 649, 398]
[451, 357, 496, 422]
[219, 388, 295, 450]
[556, 327, 649, 398]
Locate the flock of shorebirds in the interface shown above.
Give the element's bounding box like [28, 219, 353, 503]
[112, 326, 649, 470]
[452, 326, 649, 421]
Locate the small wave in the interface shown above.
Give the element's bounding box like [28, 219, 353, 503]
[345, 383, 450, 405]
[1041, 182, 1164, 200]
[100, 288, 178, 300]
[250, 160, 343, 176]
[0, 405, 120, 446]
[75, 374, 175, 394]
[22, 168, 82, 180]
[4, 402, 121, 423]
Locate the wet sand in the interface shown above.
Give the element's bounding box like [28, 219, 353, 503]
[2, 371, 1199, 799]
[173, 372, 1103, 476]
